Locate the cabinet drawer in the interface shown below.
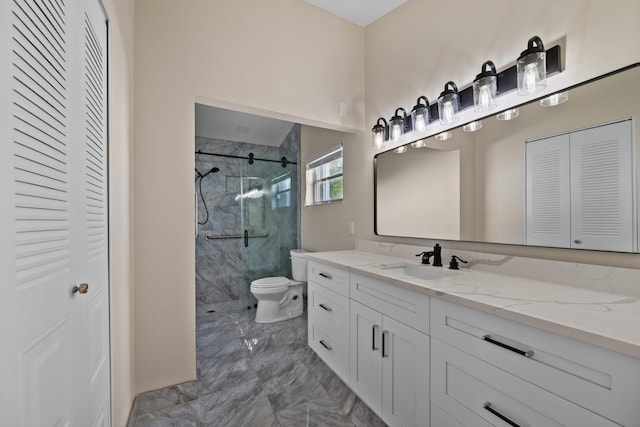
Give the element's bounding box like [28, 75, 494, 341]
[309, 323, 349, 383]
[308, 282, 349, 342]
[308, 261, 349, 297]
[431, 339, 619, 427]
[350, 273, 429, 334]
[431, 298, 640, 426]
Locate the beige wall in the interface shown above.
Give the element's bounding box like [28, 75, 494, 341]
[103, 0, 136, 424]
[356, 0, 640, 268]
[133, 0, 364, 393]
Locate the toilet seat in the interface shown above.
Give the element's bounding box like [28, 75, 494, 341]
[251, 276, 291, 289]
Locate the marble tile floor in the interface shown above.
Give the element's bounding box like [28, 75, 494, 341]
[133, 303, 386, 426]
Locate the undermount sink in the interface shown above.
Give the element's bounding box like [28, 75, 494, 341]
[379, 265, 443, 281]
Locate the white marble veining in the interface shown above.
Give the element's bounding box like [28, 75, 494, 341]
[305, 248, 640, 359]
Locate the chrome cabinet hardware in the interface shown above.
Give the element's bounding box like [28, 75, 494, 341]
[319, 272, 332, 279]
[72, 283, 89, 294]
[372, 325, 380, 351]
[483, 335, 534, 358]
[318, 303, 332, 312]
[319, 340, 332, 351]
[483, 402, 521, 427]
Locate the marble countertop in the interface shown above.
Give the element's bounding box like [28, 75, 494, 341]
[306, 250, 640, 360]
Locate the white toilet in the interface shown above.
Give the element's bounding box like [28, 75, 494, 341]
[250, 249, 307, 323]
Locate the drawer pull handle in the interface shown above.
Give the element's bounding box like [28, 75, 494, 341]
[319, 340, 332, 351]
[483, 335, 534, 358]
[318, 303, 332, 312]
[382, 330, 389, 358]
[483, 402, 521, 427]
[319, 272, 332, 279]
[372, 325, 380, 351]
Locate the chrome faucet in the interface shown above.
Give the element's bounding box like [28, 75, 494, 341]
[415, 243, 443, 266]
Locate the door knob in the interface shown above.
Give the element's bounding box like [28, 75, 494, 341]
[72, 283, 89, 294]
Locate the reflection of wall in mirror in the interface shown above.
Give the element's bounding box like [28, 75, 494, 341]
[376, 146, 461, 239]
[471, 67, 640, 247]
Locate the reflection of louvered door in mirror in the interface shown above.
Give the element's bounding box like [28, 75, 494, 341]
[0, 0, 110, 425]
[526, 119, 635, 252]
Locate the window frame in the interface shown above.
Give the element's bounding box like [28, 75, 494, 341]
[305, 143, 344, 206]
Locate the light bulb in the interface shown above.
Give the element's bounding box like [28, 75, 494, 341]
[394, 146, 407, 154]
[477, 84, 493, 110]
[496, 108, 519, 121]
[373, 132, 384, 149]
[435, 131, 452, 141]
[441, 101, 455, 124]
[413, 115, 427, 133]
[390, 123, 403, 141]
[522, 62, 539, 95]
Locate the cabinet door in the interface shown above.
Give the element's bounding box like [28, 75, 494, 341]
[350, 300, 383, 416]
[382, 316, 429, 427]
[570, 119, 635, 251]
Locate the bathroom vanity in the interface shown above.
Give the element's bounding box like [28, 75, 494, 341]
[306, 250, 640, 427]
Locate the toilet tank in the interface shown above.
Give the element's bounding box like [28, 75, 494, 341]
[290, 249, 308, 281]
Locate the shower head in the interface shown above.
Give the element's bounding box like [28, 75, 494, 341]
[196, 166, 220, 180]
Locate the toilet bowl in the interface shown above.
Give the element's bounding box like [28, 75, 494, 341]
[250, 250, 307, 323]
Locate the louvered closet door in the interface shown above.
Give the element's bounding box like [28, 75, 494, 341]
[0, 0, 110, 425]
[570, 119, 635, 252]
[525, 134, 571, 247]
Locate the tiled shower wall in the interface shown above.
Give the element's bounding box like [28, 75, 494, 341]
[195, 125, 300, 312]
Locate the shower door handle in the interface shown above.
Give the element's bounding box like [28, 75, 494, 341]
[244, 230, 248, 247]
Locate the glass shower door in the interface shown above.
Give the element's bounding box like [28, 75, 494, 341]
[239, 154, 299, 309]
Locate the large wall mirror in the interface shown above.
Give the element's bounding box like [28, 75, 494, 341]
[374, 64, 639, 253]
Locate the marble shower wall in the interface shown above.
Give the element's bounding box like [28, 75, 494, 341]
[195, 125, 300, 310]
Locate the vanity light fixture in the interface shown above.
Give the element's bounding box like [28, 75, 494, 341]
[411, 96, 430, 133]
[372, 117, 389, 149]
[540, 91, 569, 107]
[463, 120, 483, 132]
[389, 107, 410, 141]
[438, 81, 460, 125]
[411, 139, 427, 148]
[517, 36, 547, 95]
[394, 145, 408, 154]
[435, 131, 452, 141]
[474, 61, 498, 112]
[496, 108, 520, 121]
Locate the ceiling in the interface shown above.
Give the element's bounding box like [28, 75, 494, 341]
[195, 104, 295, 147]
[304, 0, 407, 27]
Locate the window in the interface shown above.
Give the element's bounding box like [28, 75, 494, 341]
[305, 144, 343, 205]
[271, 173, 292, 210]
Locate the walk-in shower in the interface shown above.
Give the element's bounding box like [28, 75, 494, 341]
[194, 123, 300, 314]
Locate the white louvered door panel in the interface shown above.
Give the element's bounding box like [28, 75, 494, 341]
[0, 0, 110, 425]
[525, 134, 571, 247]
[76, 1, 110, 425]
[570, 119, 636, 252]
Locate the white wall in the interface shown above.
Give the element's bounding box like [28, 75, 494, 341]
[133, 0, 364, 393]
[355, 0, 640, 268]
[102, 0, 136, 424]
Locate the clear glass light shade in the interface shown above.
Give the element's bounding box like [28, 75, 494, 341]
[435, 131, 452, 141]
[473, 76, 497, 112]
[411, 106, 429, 133]
[517, 51, 546, 95]
[438, 96, 459, 125]
[462, 120, 483, 132]
[371, 118, 388, 149]
[389, 118, 404, 141]
[540, 91, 569, 107]
[411, 139, 427, 148]
[496, 108, 519, 121]
[394, 145, 408, 154]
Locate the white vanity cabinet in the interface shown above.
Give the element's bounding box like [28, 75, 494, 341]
[430, 298, 640, 427]
[307, 261, 351, 383]
[349, 273, 430, 427]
